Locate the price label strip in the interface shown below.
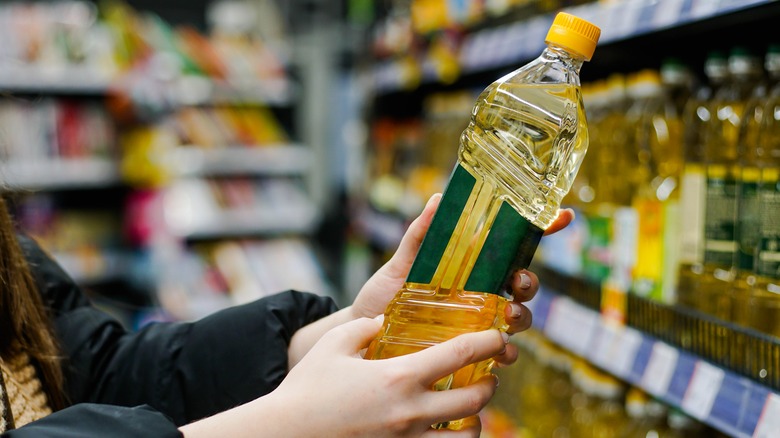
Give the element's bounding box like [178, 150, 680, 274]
[543, 297, 598, 357]
[682, 361, 726, 421]
[641, 341, 679, 398]
[754, 393, 780, 438]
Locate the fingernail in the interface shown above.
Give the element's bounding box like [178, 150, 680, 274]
[509, 303, 523, 319]
[518, 273, 532, 289]
[373, 314, 385, 323]
[494, 375, 500, 388]
[500, 331, 510, 344]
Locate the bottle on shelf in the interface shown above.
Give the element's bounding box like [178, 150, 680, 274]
[677, 51, 729, 311]
[744, 50, 780, 338]
[731, 45, 780, 327]
[630, 69, 685, 304]
[698, 47, 763, 320]
[364, 12, 601, 430]
[582, 74, 633, 285]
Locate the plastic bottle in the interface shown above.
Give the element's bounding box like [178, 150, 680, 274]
[365, 12, 600, 429]
[698, 48, 763, 320]
[677, 52, 728, 310]
[582, 75, 633, 284]
[630, 69, 684, 304]
[744, 54, 780, 337]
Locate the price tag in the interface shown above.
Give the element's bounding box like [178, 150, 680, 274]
[544, 298, 597, 357]
[590, 324, 643, 379]
[754, 393, 780, 438]
[690, 0, 720, 19]
[614, 327, 643, 377]
[682, 361, 725, 421]
[652, 0, 686, 27]
[642, 342, 679, 397]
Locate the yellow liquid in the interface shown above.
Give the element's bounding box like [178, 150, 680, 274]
[366, 80, 588, 429]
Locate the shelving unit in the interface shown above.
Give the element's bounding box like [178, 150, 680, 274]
[0, 158, 121, 190]
[168, 144, 312, 177]
[372, 0, 778, 93]
[528, 266, 780, 438]
[358, 1, 780, 436]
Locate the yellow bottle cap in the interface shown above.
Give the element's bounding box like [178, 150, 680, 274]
[545, 12, 601, 61]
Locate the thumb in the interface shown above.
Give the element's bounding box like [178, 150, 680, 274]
[322, 316, 384, 355]
[386, 193, 441, 276]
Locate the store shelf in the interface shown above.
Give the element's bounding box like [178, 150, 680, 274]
[355, 206, 408, 252]
[53, 250, 134, 285]
[0, 158, 121, 190]
[526, 284, 780, 437]
[0, 66, 112, 95]
[170, 76, 295, 107]
[165, 198, 320, 240]
[372, 0, 775, 93]
[169, 145, 311, 177]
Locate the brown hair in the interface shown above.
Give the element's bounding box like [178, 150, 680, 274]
[0, 195, 65, 411]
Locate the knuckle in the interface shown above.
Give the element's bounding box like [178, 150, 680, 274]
[450, 337, 477, 363]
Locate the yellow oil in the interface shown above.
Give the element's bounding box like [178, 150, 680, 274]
[629, 70, 684, 303]
[678, 52, 728, 310]
[366, 73, 589, 429]
[744, 85, 780, 337]
[698, 49, 762, 320]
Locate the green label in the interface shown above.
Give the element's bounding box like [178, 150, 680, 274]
[407, 164, 475, 285]
[736, 181, 759, 271]
[583, 215, 611, 282]
[406, 163, 544, 296]
[464, 202, 543, 295]
[704, 176, 737, 265]
[757, 181, 780, 278]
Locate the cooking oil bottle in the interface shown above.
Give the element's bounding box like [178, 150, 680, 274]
[365, 13, 600, 429]
[631, 69, 685, 304]
[745, 60, 780, 338]
[698, 48, 763, 319]
[678, 51, 729, 310]
[731, 46, 780, 326]
[582, 75, 633, 284]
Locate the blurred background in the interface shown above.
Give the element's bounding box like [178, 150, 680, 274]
[3, 1, 780, 436]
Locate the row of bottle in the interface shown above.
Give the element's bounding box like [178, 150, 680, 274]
[538, 45, 780, 337]
[484, 331, 718, 438]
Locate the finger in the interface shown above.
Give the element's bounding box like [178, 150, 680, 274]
[505, 303, 533, 335]
[544, 208, 574, 236]
[493, 343, 519, 368]
[322, 316, 382, 355]
[422, 376, 497, 427]
[409, 330, 507, 383]
[509, 269, 539, 302]
[386, 193, 442, 276]
[420, 415, 481, 438]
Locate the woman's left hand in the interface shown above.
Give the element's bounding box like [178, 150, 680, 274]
[352, 194, 574, 328]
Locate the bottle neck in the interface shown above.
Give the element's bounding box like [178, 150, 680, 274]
[543, 44, 585, 73]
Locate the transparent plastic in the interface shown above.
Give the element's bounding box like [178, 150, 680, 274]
[365, 43, 590, 430]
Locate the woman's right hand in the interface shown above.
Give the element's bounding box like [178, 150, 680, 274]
[180, 317, 508, 438]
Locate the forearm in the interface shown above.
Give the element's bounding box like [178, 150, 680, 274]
[286, 306, 357, 370]
[179, 394, 289, 438]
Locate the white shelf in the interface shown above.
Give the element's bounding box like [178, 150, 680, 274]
[526, 287, 780, 438]
[53, 250, 133, 285]
[373, 0, 774, 93]
[0, 66, 112, 95]
[169, 145, 311, 177]
[171, 75, 295, 107]
[0, 158, 120, 190]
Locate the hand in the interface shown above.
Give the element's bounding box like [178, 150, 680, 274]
[271, 317, 507, 437]
[352, 195, 574, 324]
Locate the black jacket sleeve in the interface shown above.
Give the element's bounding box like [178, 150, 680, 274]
[5, 404, 181, 437]
[17, 235, 339, 428]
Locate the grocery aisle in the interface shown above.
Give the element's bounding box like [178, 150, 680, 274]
[359, 1, 780, 437]
[4, 0, 780, 437]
